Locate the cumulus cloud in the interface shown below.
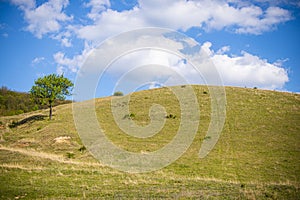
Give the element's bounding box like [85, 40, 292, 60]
[56, 65, 64, 75]
[76, 8, 146, 43]
[205, 42, 289, 89]
[53, 42, 92, 73]
[51, 30, 72, 47]
[74, 0, 292, 43]
[10, 0, 72, 38]
[10, 0, 292, 43]
[9, 0, 290, 90]
[125, 43, 287, 90]
[84, 0, 111, 21]
[234, 6, 291, 34]
[66, 37, 288, 91]
[10, 0, 35, 9]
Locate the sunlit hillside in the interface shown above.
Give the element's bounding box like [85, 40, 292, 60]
[0, 85, 299, 199]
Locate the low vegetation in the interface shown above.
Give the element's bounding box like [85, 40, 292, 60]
[113, 91, 124, 96]
[0, 85, 299, 199]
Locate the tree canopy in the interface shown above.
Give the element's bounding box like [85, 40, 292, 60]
[30, 74, 73, 119]
[113, 91, 124, 96]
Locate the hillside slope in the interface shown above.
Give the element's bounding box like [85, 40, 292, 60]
[0, 85, 299, 199]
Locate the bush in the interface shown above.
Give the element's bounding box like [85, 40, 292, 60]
[204, 136, 211, 140]
[9, 120, 18, 128]
[79, 146, 86, 153]
[66, 152, 75, 159]
[113, 91, 124, 96]
[166, 114, 176, 119]
[124, 113, 135, 119]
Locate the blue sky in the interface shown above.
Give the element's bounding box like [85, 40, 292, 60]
[0, 0, 300, 97]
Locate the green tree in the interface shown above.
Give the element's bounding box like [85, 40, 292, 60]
[30, 74, 73, 120]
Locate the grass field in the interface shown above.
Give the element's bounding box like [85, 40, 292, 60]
[0, 85, 299, 199]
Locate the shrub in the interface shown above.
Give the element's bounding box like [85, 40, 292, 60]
[124, 113, 135, 119]
[253, 87, 258, 89]
[15, 110, 24, 115]
[166, 114, 176, 119]
[33, 105, 39, 111]
[66, 152, 75, 159]
[113, 91, 124, 96]
[9, 120, 18, 128]
[204, 136, 211, 140]
[79, 146, 86, 153]
[203, 91, 208, 94]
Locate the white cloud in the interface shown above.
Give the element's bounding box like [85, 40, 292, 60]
[102, 49, 182, 82]
[60, 37, 72, 47]
[10, 0, 292, 88]
[10, 0, 292, 43]
[148, 82, 162, 89]
[10, 0, 35, 9]
[84, 0, 111, 21]
[114, 42, 288, 90]
[204, 42, 289, 89]
[53, 42, 92, 73]
[74, 0, 292, 43]
[56, 65, 64, 75]
[11, 0, 72, 38]
[217, 46, 230, 54]
[72, 38, 288, 91]
[36, 0, 289, 91]
[235, 6, 291, 34]
[76, 7, 146, 43]
[31, 56, 45, 64]
[51, 30, 72, 47]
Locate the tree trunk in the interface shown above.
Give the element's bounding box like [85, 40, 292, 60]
[49, 103, 53, 120]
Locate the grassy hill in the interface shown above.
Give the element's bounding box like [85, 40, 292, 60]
[0, 85, 299, 199]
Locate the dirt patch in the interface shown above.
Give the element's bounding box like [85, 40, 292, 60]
[17, 138, 36, 147]
[0, 145, 103, 167]
[53, 136, 71, 144]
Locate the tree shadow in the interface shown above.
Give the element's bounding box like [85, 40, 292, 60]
[9, 114, 47, 128]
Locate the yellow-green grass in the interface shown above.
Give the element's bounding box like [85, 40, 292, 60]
[0, 85, 299, 199]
